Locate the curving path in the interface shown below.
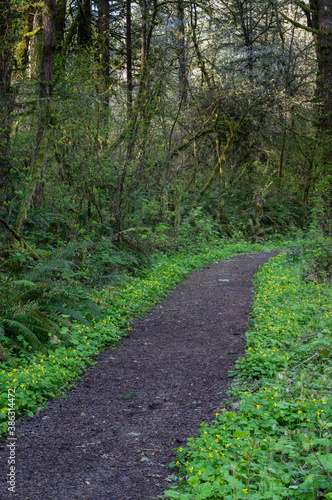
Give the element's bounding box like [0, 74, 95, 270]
[0, 251, 277, 500]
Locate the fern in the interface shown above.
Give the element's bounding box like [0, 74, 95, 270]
[0, 342, 15, 365]
[1, 319, 47, 353]
[0, 276, 97, 357]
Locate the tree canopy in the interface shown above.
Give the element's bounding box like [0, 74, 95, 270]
[0, 0, 331, 255]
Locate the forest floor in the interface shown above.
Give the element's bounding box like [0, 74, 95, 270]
[0, 251, 278, 500]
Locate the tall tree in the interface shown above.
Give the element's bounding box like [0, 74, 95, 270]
[40, 0, 57, 98]
[283, 0, 332, 134]
[315, 0, 332, 134]
[177, 0, 187, 103]
[12, 0, 57, 238]
[30, 7, 43, 80]
[77, 0, 92, 47]
[55, 0, 67, 51]
[126, 0, 132, 120]
[98, 0, 110, 103]
[0, 0, 13, 160]
[141, 0, 147, 72]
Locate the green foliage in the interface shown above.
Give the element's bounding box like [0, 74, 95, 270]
[0, 277, 90, 359]
[302, 233, 332, 282]
[165, 249, 332, 499]
[177, 207, 221, 249]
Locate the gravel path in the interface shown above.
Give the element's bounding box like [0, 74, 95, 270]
[0, 251, 277, 500]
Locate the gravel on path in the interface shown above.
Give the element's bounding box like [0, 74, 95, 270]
[0, 251, 277, 500]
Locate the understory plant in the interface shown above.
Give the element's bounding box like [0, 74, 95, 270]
[165, 249, 332, 499]
[0, 277, 95, 360]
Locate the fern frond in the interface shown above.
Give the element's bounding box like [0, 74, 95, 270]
[0, 341, 16, 366]
[81, 299, 102, 318]
[2, 319, 47, 353]
[25, 260, 74, 280]
[45, 303, 88, 326]
[10, 279, 36, 288]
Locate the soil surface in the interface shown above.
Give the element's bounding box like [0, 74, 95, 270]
[0, 251, 277, 500]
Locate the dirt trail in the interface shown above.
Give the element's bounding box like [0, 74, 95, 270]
[0, 251, 277, 500]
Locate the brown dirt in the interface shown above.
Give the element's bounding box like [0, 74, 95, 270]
[0, 251, 277, 500]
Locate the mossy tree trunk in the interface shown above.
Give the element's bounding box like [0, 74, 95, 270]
[177, 0, 187, 104]
[316, 0, 332, 135]
[98, 0, 110, 106]
[77, 0, 91, 47]
[0, 0, 13, 161]
[126, 0, 132, 121]
[12, 0, 56, 241]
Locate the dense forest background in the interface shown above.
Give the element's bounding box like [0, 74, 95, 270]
[1, 4, 332, 496]
[0, 0, 331, 354]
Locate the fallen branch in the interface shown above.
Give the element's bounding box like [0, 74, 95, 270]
[0, 218, 41, 259]
[290, 352, 320, 372]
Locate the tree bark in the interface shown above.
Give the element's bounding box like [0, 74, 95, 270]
[40, 0, 57, 99]
[190, 3, 211, 87]
[178, 0, 187, 104]
[12, 0, 56, 239]
[30, 8, 42, 80]
[0, 0, 13, 160]
[55, 0, 67, 51]
[77, 0, 92, 47]
[126, 0, 132, 121]
[316, 0, 332, 134]
[141, 0, 147, 73]
[98, 0, 110, 104]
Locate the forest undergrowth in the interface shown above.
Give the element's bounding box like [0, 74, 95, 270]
[165, 238, 332, 500]
[0, 220, 331, 500]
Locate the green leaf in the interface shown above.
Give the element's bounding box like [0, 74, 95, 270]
[164, 491, 182, 499]
[317, 454, 332, 473]
[194, 482, 213, 500]
[234, 430, 250, 438]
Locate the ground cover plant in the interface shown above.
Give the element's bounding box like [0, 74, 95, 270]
[165, 246, 332, 500]
[0, 240, 271, 436]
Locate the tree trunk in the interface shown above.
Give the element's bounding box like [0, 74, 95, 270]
[317, 0, 332, 134]
[0, 0, 13, 160]
[55, 0, 67, 51]
[116, 0, 159, 229]
[177, 0, 187, 104]
[126, 0, 132, 121]
[40, 0, 57, 99]
[98, 0, 109, 105]
[16, 1, 34, 71]
[141, 0, 147, 71]
[190, 3, 211, 87]
[12, 0, 56, 239]
[77, 0, 91, 47]
[30, 8, 42, 80]
[138, 0, 148, 157]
